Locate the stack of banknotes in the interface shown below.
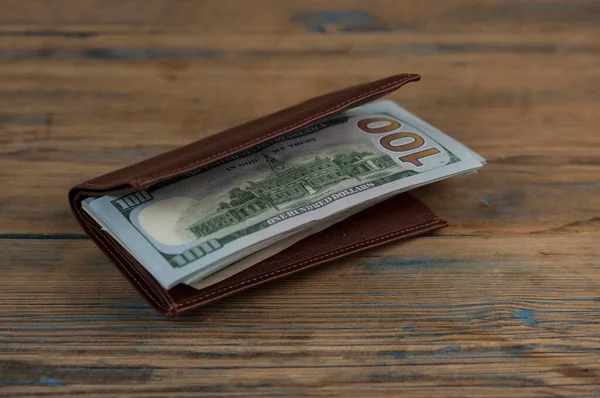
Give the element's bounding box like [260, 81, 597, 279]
[83, 100, 485, 289]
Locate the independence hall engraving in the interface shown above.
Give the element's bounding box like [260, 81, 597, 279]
[187, 152, 395, 237]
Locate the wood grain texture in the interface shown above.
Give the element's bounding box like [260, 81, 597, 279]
[1, 0, 600, 396]
[2, 236, 600, 397]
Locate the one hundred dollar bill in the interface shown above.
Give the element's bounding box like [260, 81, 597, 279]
[84, 100, 484, 289]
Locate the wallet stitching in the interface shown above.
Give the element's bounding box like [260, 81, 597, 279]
[84, 216, 171, 311]
[174, 218, 444, 309]
[82, 76, 415, 189]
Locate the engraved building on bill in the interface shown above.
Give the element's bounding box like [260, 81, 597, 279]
[187, 152, 395, 237]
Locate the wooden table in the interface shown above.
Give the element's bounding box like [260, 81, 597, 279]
[2, 1, 599, 396]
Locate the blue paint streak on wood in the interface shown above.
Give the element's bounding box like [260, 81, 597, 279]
[505, 344, 535, 355]
[360, 256, 458, 269]
[243, 49, 349, 57]
[38, 376, 65, 386]
[470, 308, 491, 320]
[292, 10, 389, 33]
[379, 346, 544, 360]
[479, 198, 492, 207]
[378, 351, 408, 360]
[514, 310, 539, 326]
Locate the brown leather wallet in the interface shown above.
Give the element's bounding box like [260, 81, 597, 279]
[69, 73, 448, 317]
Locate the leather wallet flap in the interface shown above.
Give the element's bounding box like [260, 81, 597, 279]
[69, 73, 421, 199]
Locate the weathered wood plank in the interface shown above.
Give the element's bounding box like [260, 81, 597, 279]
[2, 0, 600, 396]
[0, 0, 598, 34]
[1, 236, 600, 396]
[1, 36, 599, 233]
[1, 1, 600, 236]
